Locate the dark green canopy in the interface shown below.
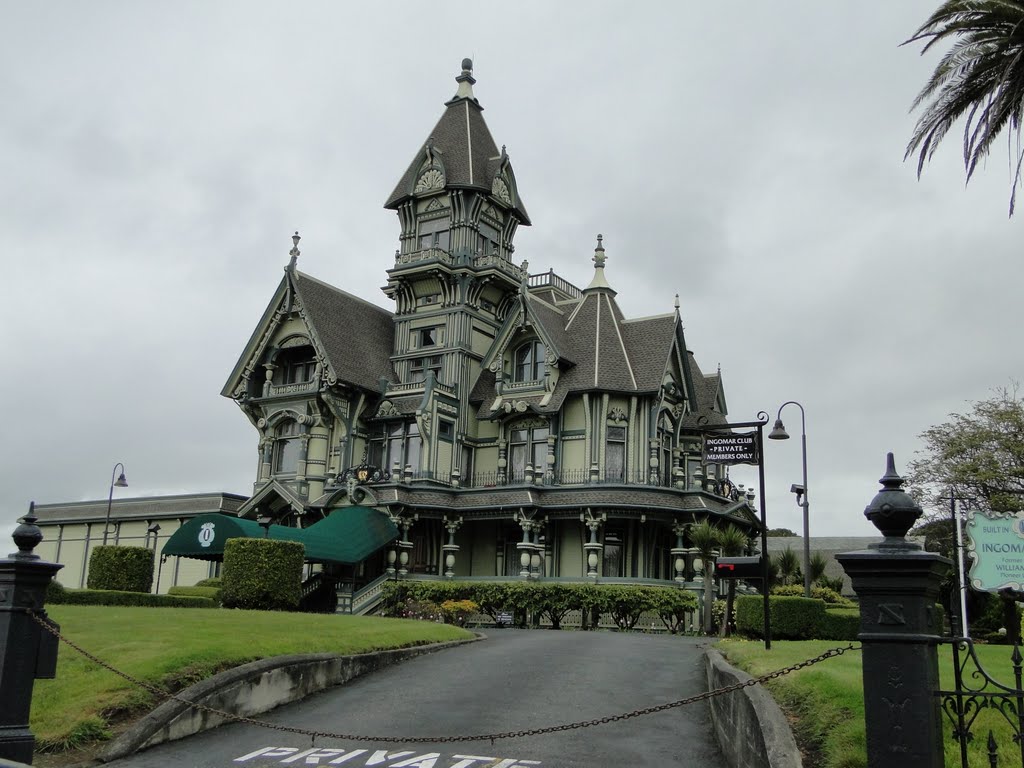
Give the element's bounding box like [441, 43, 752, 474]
[160, 507, 398, 565]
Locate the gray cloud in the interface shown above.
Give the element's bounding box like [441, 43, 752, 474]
[2, 2, 1020, 545]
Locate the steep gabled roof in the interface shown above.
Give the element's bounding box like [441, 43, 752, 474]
[292, 271, 397, 392]
[619, 313, 677, 391]
[682, 350, 728, 427]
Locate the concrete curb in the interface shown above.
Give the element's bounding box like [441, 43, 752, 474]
[100, 635, 480, 763]
[704, 649, 802, 768]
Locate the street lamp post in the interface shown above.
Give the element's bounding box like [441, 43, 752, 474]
[768, 402, 811, 598]
[102, 463, 128, 546]
[147, 523, 161, 594]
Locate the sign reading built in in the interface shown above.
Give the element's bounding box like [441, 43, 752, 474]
[703, 432, 759, 465]
[966, 510, 1024, 591]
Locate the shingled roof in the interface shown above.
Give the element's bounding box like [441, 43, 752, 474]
[470, 254, 700, 417]
[293, 271, 397, 392]
[383, 61, 530, 224]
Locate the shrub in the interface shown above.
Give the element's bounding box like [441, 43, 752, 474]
[168, 585, 222, 606]
[810, 587, 855, 607]
[87, 546, 154, 593]
[440, 599, 479, 626]
[45, 579, 67, 604]
[736, 595, 861, 640]
[649, 588, 700, 633]
[194, 577, 222, 588]
[45, 587, 215, 608]
[222, 538, 304, 611]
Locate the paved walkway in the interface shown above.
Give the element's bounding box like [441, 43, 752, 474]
[107, 630, 726, 768]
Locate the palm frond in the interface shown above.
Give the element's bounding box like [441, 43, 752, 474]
[905, 0, 1024, 214]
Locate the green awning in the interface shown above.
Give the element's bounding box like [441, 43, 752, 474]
[160, 508, 398, 565]
[299, 506, 400, 563]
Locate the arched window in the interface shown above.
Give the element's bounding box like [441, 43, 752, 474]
[513, 340, 546, 382]
[274, 419, 302, 475]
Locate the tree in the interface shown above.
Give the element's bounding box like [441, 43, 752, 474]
[716, 524, 750, 638]
[906, 386, 1024, 519]
[908, 386, 1024, 642]
[766, 527, 798, 537]
[904, 1, 1024, 215]
[689, 520, 720, 634]
[773, 547, 802, 587]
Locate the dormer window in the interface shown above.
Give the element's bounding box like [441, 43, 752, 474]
[514, 340, 546, 382]
[418, 218, 450, 251]
[275, 347, 316, 385]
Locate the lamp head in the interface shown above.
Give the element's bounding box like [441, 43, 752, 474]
[114, 472, 128, 488]
[147, 523, 161, 534]
[768, 419, 790, 440]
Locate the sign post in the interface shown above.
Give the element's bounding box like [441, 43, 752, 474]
[693, 413, 771, 648]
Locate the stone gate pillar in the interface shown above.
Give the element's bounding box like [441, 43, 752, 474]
[0, 505, 63, 765]
[837, 453, 950, 768]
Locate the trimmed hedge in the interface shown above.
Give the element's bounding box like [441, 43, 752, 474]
[45, 587, 215, 608]
[168, 585, 222, 605]
[380, 582, 698, 632]
[736, 595, 859, 640]
[222, 538, 304, 611]
[87, 546, 154, 593]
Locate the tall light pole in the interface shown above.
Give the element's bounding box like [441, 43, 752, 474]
[768, 402, 811, 597]
[102, 462, 128, 545]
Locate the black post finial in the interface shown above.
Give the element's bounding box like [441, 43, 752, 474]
[863, 452, 923, 549]
[11, 501, 43, 560]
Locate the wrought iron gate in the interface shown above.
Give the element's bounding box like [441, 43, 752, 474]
[937, 636, 1024, 767]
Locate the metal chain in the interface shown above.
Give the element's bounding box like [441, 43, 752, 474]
[27, 609, 860, 745]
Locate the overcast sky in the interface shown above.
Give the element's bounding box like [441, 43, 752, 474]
[2, 2, 1020, 546]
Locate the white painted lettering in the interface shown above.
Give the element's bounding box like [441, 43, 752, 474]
[449, 756, 498, 768]
[234, 746, 300, 762]
[282, 748, 351, 764]
[491, 761, 542, 768]
[328, 749, 368, 764]
[282, 749, 325, 763]
[365, 750, 414, 765]
[389, 753, 440, 768]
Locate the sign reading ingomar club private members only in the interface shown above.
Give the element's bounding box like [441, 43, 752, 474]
[702, 431, 760, 466]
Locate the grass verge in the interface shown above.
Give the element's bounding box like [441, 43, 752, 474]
[718, 638, 1024, 768]
[31, 606, 472, 754]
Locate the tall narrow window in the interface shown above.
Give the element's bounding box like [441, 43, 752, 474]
[658, 415, 674, 486]
[478, 222, 499, 255]
[508, 425, 549, 482]
[602, 526, 624, 577]
[381, 421, 421, 472]
[606, 426, 626, 482]
[513, 341, 546, 382]
[274, 420, 302, 475]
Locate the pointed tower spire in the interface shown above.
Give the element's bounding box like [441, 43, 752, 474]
[287, 231, 300, 272]
[586, 234, 612, 290]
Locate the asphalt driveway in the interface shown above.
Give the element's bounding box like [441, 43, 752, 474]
[106, 629, 725, 768]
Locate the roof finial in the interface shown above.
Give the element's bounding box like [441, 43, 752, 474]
[585, 233, 613, 291]
[593, 234, 606, 269]
[454, 57, 477, 101]
[674, 293, 680, 311]
[288, 231, 300, 272]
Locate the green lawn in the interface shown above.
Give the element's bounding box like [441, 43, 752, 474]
[718, 638, 1024, 768]
[31, 606, 472, 752]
